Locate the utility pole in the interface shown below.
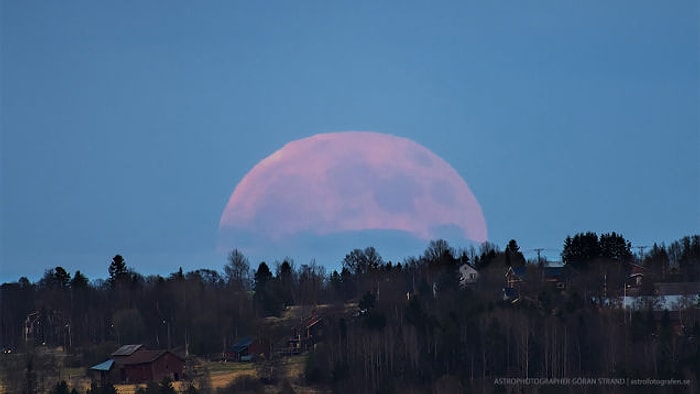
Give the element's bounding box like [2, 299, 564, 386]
[636, 246, 649, 263]
[603, 274, 607, 298]
[534, 248, 545, 266]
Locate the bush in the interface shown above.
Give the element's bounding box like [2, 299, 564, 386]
[51, 381, 70, 394]
[304, 344, 331, 385]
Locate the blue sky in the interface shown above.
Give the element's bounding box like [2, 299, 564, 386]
[1, 1, 698, 282]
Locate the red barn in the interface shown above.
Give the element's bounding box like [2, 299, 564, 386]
[90, 344, 183, 384]
[113, 349, 183, 383]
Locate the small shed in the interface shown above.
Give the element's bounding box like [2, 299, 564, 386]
[88, 359, 114, 385]
[542, 267, 566, 289]
[229, 337, 269, 361]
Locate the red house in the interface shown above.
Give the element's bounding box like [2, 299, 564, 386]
[90, 344, 183, 384]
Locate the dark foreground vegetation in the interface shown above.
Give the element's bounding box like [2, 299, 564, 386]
[1, 233, 699, 393]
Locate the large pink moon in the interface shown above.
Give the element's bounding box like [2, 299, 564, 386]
[219, 131, 487, 246]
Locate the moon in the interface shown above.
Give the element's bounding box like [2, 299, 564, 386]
[219, 131, 487, 248]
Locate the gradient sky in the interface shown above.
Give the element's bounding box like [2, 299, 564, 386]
[1, 1, 698, 282]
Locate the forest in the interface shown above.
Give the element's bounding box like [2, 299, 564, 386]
[1, 233, 699, 394]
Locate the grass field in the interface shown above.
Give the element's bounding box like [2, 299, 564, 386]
[201, 356, 333, 394]
[205, 360, 258, 389]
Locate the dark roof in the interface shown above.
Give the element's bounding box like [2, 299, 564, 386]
[89, 359, 114, 372]
[510, 267, 527, 279]
[543, 267, 564, 280]
[111, 344, 143, 356]
[113, 350, 172, 366]
[232, 337, 253, 353]
[304, 314, 323, 330]
[628, 264, 646, 277]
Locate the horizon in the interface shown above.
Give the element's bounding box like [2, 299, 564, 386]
[3, 232, 696, 284]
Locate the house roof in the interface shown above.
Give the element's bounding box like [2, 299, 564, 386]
[543, 267, 564, 280]
[113, 350, 171, 365]
[305, 316, 322, 330]
[629, 264, 646, 277]
[232, 337, 253, 353]
[506, 266, 527, 279]
[111, 344, 143, 356]
[89, 359, 114, 372]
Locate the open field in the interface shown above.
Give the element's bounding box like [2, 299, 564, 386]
[205, 360, 257, 389]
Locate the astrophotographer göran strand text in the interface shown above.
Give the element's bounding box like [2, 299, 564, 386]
[494, 377, 691, 386]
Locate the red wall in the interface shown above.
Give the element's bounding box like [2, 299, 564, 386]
[151, 352, 183, 381]
[111, 352, 183, 384]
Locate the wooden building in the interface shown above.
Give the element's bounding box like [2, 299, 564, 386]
[89, 344, 183, 384]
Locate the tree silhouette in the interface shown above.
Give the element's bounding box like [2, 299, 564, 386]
[423, 239, 454, 265]
[253, 262, 282, 316]
[254, 262, 272, 292]
[505, 239, 525, 267]
[343, 247, 383, 276]
[224, 249, 250, 290]
[562, 232, 601, 269]
[108, 255, 128, 284]
[599, 232, 633, 262]
[276, 260, 295, 306]
[645, 243, 670, 280]
[70, 271, 88, 289]
[54, 267, 71, 289]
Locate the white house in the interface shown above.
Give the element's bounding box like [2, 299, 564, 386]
[458, 263, 479, 287]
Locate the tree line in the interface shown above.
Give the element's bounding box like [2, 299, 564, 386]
[1, 234, 699, 393]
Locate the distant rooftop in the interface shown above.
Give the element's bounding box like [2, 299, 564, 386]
[89, 359, 114, 372]
[111, 344, 143, 356]
[232, 337, 253, 353]
[512, 267, 527, 278]
[115, 349, 170, 365]
[543, 261, 564, 267]
[543, 266, 564, 280]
